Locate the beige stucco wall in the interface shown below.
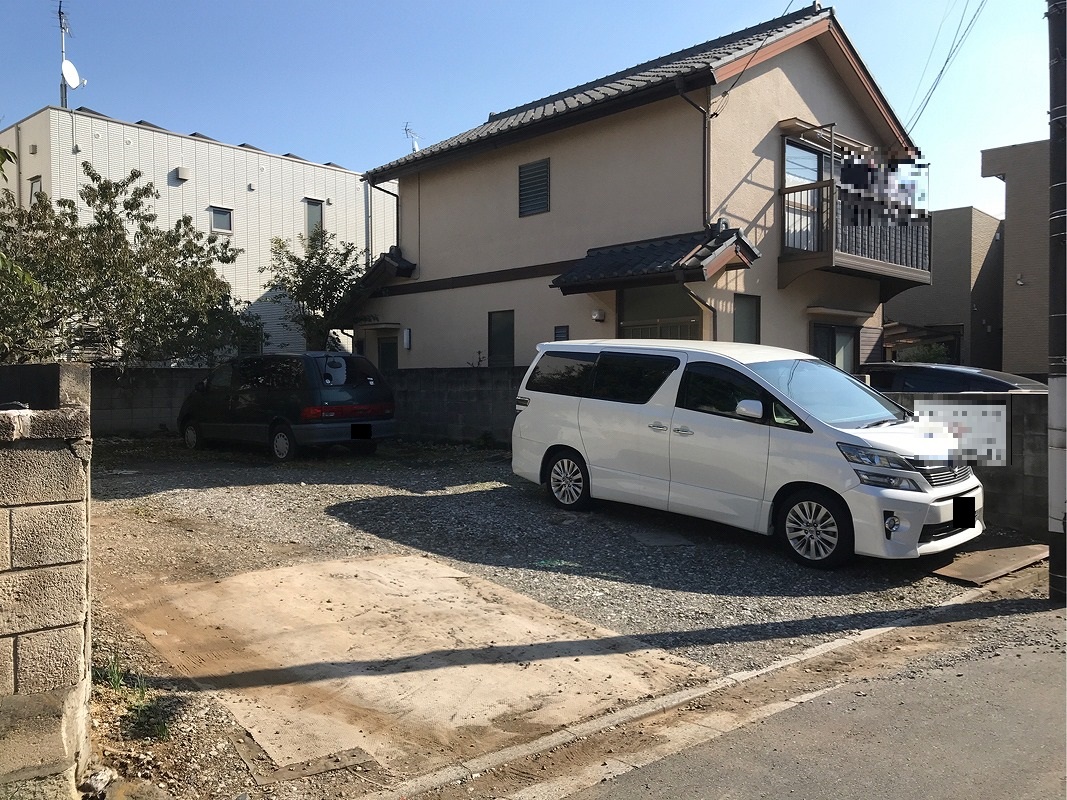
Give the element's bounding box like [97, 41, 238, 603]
[364, 36, 894, 368]
[0, 110, 54, 205]
[982, 140, 1050, 376]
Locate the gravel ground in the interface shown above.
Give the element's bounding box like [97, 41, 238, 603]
[91, 436, 1042, 677]
[84, 435, 1049, 800]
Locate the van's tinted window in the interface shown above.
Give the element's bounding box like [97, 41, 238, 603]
[902, 367, 972, 392]
[864, 369, 895, 391]
[208, 363, 234, 390]
[265, 357, 306, 390]
[526, 352, 596, 396]
[236, 358, 266, 389]
[590, 353, 679, 404]
[678, 362, 764, 419]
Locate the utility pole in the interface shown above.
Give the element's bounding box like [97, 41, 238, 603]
[1048, 0, 1066, 604]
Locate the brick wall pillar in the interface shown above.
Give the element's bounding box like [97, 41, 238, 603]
[0, 364, 92, 799]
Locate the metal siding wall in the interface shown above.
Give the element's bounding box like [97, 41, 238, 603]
[24, 108, 394, 355]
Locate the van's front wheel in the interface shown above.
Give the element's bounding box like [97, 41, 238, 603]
[776, 489, 854, 569]
[545, 450, 591, 511]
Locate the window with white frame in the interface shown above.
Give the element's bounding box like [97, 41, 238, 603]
[209, 206, 233, 234]
[28, 176, 42, 203]
[306, 198, 324, 237]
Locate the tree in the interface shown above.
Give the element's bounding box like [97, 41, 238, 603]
[896, 342, 951, 364]
[262, 227, 368, 350]
[0, 162, 259, 365]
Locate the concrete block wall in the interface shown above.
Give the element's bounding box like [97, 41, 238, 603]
[888, 392, 1048, 534]
[0, 365, 92, 799]
[386, 367, 527, 444]
[91, 366, 209, 437]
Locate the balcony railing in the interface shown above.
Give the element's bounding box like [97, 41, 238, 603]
[781, 182, 930, 272]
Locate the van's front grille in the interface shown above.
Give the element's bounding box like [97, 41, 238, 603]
[908, 461, 972, 487]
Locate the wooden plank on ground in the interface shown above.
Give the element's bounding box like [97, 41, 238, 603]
[932, 544, 1049, 586]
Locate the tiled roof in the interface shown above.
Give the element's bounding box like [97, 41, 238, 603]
[365, 4, 831, 181]
[551, 228, 760, 294]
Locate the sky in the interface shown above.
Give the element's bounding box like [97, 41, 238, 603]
[2, 0, 1052, 219]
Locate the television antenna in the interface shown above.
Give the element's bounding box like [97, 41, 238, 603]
[58, 2, 86, 108]
[403, 123, 421, 153]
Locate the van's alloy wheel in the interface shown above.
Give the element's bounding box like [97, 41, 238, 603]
[776, 489, 854, 568]
[547, 452, 591, 510]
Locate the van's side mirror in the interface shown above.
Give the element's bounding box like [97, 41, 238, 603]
[735, 399, 763, 419]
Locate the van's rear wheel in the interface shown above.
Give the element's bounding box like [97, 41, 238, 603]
[776, 488, 854, 569]
[546, 450, 591, 510]
[270, 423, 298, 463]
[181, 420, 204, 450]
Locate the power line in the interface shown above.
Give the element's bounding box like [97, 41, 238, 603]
[906, 0, 987, 133]
[710, 0, 797, 118]
[905, 0, 961, 119]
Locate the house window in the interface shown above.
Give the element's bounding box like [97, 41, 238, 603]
[783, 141, 830, 252]
[518, 159, 550, 217]
[813, 323, 858, 371]
[618, 284, 701, 340]
[209, 206, 233, 234]
[733, 294, 761, 344]
[488, 310, 515, 367]
[306, 198, 323, 237]
[28, 176, 42, 203]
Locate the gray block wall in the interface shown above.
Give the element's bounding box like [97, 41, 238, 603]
[0, 365, 92, 799]
[888, 392, 1048, 534]
[90, 367, 209, 436]
[385, 366, 527, 445]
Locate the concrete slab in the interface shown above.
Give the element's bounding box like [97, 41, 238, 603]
[119, 555, 715, 779]
[932, 544, 1049, 585]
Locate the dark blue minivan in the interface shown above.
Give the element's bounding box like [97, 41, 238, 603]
[177, 352, 396, 461]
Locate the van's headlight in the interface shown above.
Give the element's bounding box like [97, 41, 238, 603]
[853, 470, 923, 492]
[838, 443, 912, 470]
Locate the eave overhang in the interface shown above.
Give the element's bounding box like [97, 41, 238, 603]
[552, 228, 761, 296]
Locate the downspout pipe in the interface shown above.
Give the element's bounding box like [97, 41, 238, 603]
[363, 178, 400, 249]
[675, 76, 713, 231]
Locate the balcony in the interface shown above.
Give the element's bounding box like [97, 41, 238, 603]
[778, 181, 931, 301]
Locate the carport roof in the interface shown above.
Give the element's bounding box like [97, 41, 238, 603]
[551, 228, 761, 295]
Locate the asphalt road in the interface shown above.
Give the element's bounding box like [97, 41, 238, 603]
[567, 597, 1065, 800]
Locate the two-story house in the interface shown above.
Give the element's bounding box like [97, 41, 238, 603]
[354, 4, 930, 373]
[0, 105, 398, 353]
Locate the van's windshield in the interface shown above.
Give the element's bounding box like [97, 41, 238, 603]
[748, 358, 908, 429]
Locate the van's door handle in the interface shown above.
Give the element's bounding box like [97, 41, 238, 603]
[673, 426, 694, 436]
[648, 422, 669, 432]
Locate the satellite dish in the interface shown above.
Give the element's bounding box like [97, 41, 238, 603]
[61, 59, 81, 90]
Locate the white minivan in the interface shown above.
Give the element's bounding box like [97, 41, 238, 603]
[512, 340, 984, 568]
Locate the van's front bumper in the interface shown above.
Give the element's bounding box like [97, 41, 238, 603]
[294, 419, 397, 446]
[846, 474, 984, 559]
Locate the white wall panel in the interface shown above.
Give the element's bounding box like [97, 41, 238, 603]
[7, 107, 397, 355]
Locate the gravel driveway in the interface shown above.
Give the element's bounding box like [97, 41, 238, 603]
[91, 436, 1038, 677]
